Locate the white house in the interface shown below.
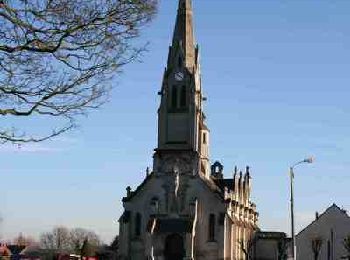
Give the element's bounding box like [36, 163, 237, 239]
[296, 204, 350, 260]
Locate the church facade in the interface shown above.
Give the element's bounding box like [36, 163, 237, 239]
[118, 1, 258, 259]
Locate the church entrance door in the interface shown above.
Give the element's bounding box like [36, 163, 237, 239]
[164, 233, 185, 260]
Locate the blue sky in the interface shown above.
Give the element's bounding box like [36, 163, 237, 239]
[1, 0, 350, 244]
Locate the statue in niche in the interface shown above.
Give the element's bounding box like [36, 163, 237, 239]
[169, 165, 180, 214]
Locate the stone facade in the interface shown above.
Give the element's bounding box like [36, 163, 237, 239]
[118, 1, 258, 259]
[251, 231, 292, 260]
[296, 204, 350, 260]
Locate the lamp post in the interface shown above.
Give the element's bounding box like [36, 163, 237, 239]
[290, 157, 314, 260]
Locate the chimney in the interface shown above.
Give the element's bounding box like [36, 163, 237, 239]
[315, 211, 319, 220]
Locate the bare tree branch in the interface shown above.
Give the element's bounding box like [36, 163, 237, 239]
[0, 0, 158, 144]
[344, 235, 350, 260]
[311, 237, 323, 260]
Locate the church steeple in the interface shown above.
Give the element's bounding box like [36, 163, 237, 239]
[155, 0, 210, 178]
[172, 0, 196, 68]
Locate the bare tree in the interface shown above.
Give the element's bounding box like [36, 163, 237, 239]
[40, 226, 101, 255]
[69, 228, 100, 254]
[13, 233, 37, 247]
[239, 239, 254, 260]
[277, 239, 288, 260]
[343, 235, 350, 260]
[0, 0, 157, 144]
[80, 238, 96, 258]
[311, 237, 323, 260]
[40, 226, 71, 252]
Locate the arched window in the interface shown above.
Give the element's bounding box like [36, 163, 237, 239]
[180, 85, 186, 108]
[171, 86, 177, 109]
[151, 197, 159, 214]
[135, 213, 142, 237]
[208, 214, 216, 241]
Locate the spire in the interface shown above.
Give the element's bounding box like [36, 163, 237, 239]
[172, 0, 196, 68]
[155, 0, 209, 168]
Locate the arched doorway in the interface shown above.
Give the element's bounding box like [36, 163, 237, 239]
[164, 233, 185, 260]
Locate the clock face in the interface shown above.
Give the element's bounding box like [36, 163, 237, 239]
[174, 71, 184, 81]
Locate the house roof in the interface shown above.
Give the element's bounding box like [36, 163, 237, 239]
[0, 244, 11, 256]
[7, 245, 26, 255]
[296, 203, 350, 237]
[20, 245, 42, 256]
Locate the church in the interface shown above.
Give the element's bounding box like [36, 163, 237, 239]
[118, 1, 259, 259]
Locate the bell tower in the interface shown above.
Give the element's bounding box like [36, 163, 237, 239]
[118, 3, 259, 259]
[155, 0, 210, 178]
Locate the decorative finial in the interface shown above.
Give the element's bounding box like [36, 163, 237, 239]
[126, 186, 132, 197]
[246, 166, 250, 178]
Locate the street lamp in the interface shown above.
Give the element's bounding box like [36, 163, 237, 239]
[290, 157, 314, 260]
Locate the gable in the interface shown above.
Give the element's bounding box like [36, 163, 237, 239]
[297, 204, 350, 238]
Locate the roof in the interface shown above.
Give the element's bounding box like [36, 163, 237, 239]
[122, 173, 153, 202]
[7, 245, 26, 255]
[0, 244, 11, 256]
[214, 178, 235, 193]
[20, 245, 42, 256]
[297, 203, 350, 237]
[255, 231, 287, 240]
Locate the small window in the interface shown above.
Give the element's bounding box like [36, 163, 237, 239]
[151, 197, 159, 214]
[203, 133, 207, 144]
[171, 86, 177, 109]
[208, 214, 215, 241]
[180, 85, 186, 108]
[178, 57, 182, 68]
[135, 213, 142, 237]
